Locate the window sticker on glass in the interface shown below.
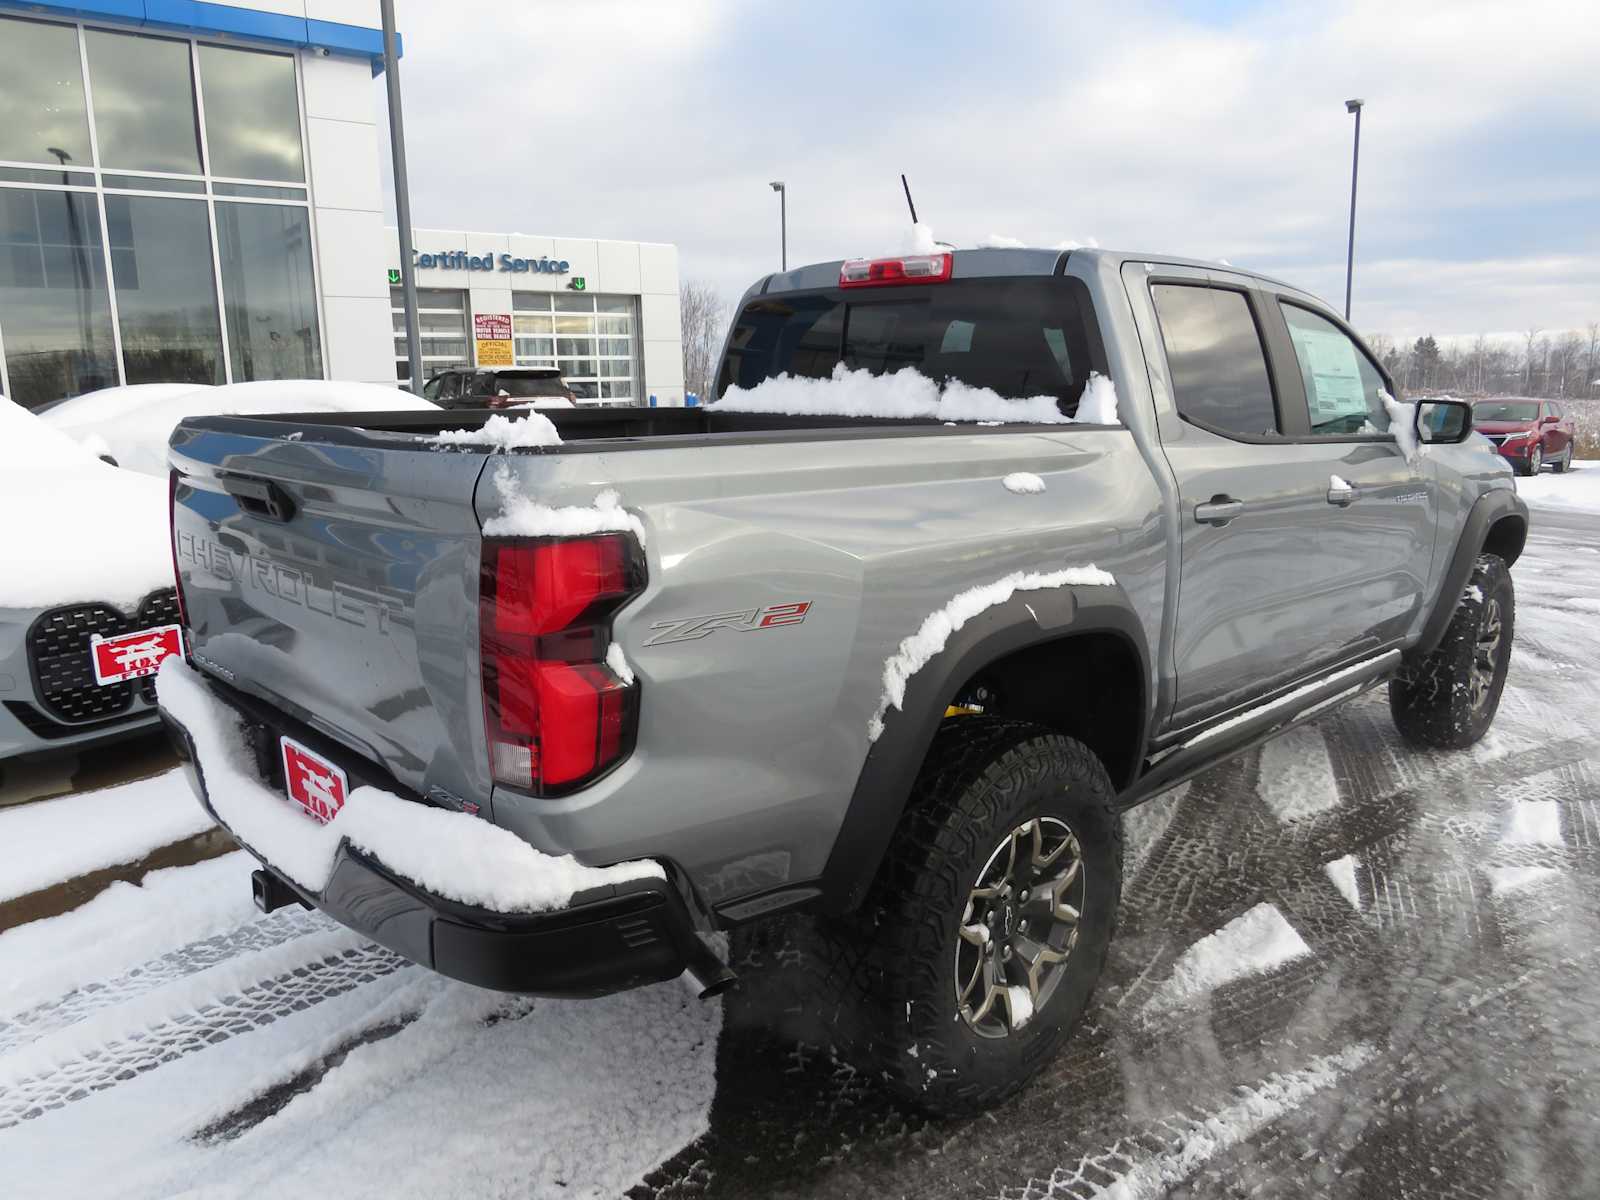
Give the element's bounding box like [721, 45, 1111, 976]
[940, 320, 975, 353]
[1289, 324, 1368, 425]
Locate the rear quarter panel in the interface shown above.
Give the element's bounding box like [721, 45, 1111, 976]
[479, 430, 1166, 906]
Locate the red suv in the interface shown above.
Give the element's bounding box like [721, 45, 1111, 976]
[1474, 398, 1575, 476]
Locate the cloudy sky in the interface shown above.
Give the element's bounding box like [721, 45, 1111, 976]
[382, 0, 1598, 342]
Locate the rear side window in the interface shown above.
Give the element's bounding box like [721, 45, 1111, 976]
[1151, 284, 1277, 438]
[716, 277, 1106, 416]
[1278, 303, 1391, 435]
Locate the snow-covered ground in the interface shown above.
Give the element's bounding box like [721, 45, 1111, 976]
[2, 513, 1597, 1198]
[1516, 459, 1600, 513]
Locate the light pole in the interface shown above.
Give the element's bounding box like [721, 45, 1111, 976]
[381, 0, 422, 393]
[769, 181, 786, 271]
[1344, 98, 1364, 322]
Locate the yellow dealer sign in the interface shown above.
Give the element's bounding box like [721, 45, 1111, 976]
[474, 313, 513, 367]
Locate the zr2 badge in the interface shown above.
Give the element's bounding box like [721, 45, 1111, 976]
[644, 601, 812, 647]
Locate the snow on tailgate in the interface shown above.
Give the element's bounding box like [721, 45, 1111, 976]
[155, 658, 662, 911]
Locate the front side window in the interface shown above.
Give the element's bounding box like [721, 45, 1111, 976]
[216, 202, 321, 381]
[0, 188, 118, 406]
[106, 195, 223, 385]
[85, 29, 202, 174]
[0, 18, 91, 168]
[1150, 284, 1278, 437]
[197, 46, 304, 181]
[1279, 303, 1390, 435]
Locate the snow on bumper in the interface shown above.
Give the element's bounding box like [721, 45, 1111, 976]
[154, 658, 694, 996]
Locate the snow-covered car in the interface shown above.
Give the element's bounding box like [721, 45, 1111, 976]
[0, 401, 176, 764]
[42, 380, 435, 479]
[2, 382, 438, 764]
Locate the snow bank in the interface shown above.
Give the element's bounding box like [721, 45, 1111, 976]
[0, 852, 259, 1020]
[0, 400, 171, 610]
[42, 380, 435, 478]
[1002, 472, 1047, 495]
[866, 566, 1116, 740]
[1145, 902, 1312, 1015]
[430, 410, 563, 451]
[155, 658, 662, 912]
[715, 362, 1122, 426]
[481, 461, 647, 543]
[0, 769, 214, 903]
[1517, 461, 1600, 514]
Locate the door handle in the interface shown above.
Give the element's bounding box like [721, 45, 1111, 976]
[1327, 480, 1359, 507]
[1193, 496, 1244, 526]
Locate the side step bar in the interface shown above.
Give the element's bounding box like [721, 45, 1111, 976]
[1120, 650, 1401, 809]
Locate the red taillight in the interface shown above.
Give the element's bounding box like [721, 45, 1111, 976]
[168, 469, 191, 660]
[839, 252, 952, 288]
[480, 534, 643, 795]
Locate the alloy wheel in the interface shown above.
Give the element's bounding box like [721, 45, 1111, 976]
[1529, 446, 1542, 474]
[1470, 596, 1504, 712]
[955, 816, 1086, 1038]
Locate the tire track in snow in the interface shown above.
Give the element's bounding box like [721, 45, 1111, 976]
[0, 934, 403, 1130]
[0, 908, 330, 1057]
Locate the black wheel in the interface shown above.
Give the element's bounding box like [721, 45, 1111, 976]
[808, 717, 1121, 1115]
[1389, 554, 1514, 749]
[1552, 446, 1572, 474]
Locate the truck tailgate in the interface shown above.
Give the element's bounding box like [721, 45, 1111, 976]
[169, 422, 493, 807]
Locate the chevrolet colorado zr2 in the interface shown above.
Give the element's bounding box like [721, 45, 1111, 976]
[157, 246, 1527, 1114]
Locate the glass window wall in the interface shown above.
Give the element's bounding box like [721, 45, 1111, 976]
[0, 188, 118, 406]
[106, 195, 223, 385]
[217, 203, 321, 382]
[0, 18, 92, 168]
[0, 16, 322, 405]
[85, 29, 202, 175]
[197, 45, 305, 182]
[391, 287, 469, 387]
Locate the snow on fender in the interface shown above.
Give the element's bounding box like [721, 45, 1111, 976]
[865, 566, 1117, 742]
[155, 658, 662, 913]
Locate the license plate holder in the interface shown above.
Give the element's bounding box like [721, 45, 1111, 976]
[279, 735, 350, 824]
[90, 624, 183, 686]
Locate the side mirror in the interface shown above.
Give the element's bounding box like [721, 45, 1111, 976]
[1415, 399, 1473, 445]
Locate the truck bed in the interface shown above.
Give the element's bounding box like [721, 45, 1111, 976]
[174, 404, 1035, 455]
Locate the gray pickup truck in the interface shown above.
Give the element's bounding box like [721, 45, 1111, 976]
[159, 246, 1527, 1114]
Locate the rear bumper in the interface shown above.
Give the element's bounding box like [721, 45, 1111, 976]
[160, 677, 725, 998]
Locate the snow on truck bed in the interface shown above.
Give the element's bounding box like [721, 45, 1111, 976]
[713, 362, 1121, 426]
[155, 657, 662, 912]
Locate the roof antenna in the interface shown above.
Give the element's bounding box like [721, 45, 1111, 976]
[900, 173, 919, 225]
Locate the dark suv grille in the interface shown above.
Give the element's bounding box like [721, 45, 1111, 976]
[26, 589, 181, 725]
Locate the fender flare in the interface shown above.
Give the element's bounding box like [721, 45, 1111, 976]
[815, 585, 1151, 914]
[1412, 487, 1529, 660]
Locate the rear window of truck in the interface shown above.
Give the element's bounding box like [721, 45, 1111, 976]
[716, 277, 1107, 417]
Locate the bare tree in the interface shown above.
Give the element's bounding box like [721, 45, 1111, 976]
[1523, 329, 1543, 395]
[1587, 321, 1599, 398]
[679, 279, 727, 405]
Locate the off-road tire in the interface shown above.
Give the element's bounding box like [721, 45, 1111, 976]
[1389, 554, 1514, 749]
[802, 717, 1121, 1116]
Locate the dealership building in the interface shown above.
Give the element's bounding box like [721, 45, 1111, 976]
[0, 1, 685, 409]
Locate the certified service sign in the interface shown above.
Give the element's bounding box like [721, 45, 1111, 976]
[474, 313, 514, 367]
